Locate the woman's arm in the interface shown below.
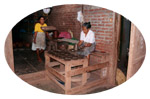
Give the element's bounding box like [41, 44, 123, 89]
[78, 40, 84, 46]
[34, 32, 37, 44]
[46, 32, 50, 39]
[85, 43, 92, 47]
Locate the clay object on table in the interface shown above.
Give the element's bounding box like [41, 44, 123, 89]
[50, 52, 55, 55]
[55, 53, 59, 57]
[59, 55, 65, 59]
[72, 56, 78, 60]
[64, 53, 70, 56]
[53, 52, 57, 56]
[56, 50, 61, 53]
[41, 26, 56, 32]
[76, 55, 84, 59]
[64, 57, 71, 61]
[60, 53, 64, 56]
[67, 55, 73, 58]
[48, 50, 53, 54]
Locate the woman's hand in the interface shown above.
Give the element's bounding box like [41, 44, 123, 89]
[46, 32, 51, 40]
[34, 32, 37, 44]
[78, 40, 83, 47]
[34, 38, 36, 44]
[84, 43, 92, 47]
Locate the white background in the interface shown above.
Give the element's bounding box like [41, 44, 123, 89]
[0, 0, 150, 98]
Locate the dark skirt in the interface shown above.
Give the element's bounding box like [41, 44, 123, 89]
[77, 42, 96, 56]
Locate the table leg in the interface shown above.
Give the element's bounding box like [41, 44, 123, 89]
[75, 44, 78, 51]
[82, 58, 88, 85]
[55, 41, 58, 50]
[45, 52, 50, 67]
[65, 63, 71, 94]
[60, 64, 64, 71]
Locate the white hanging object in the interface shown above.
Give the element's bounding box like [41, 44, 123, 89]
[43, 8, 51, 14]
[77, 11, 84, 23]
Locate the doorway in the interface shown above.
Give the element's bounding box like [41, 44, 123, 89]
[117, 16, 131, 76]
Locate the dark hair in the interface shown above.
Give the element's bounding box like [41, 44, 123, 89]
[38, 16, 45, 20]
[82, 22, 91, 29]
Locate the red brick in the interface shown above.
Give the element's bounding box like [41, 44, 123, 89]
[48, 5, 114, 53]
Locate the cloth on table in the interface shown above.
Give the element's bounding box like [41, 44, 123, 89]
[58, 32, 71, 39]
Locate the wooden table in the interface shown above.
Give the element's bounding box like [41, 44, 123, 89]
[57, 38, 79, 50]
[45, 51, 109, 94]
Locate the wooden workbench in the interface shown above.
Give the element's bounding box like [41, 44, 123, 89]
[45, 51, 109, 94]
[57, 38, 79, 50]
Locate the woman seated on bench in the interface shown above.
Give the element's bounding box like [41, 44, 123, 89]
[77, 22, 96, 60]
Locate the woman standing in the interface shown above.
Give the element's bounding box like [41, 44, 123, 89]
[77, 22, 96, 59]
[32, 16, 50, 62]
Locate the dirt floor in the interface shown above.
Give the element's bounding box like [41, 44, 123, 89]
[13, 48, 45, 75]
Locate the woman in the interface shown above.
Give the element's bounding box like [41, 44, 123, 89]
[32, 16, 50, 62]
[77, 22, 96, 59]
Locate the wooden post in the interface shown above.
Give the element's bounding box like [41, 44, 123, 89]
[107, 13, 121, 87]
[5, 30, 14, 72]
[127, 24, 146, 79]
[82, 58, 88, 85]
[65, 63, 71, 94]
[45, 51, 50, 67]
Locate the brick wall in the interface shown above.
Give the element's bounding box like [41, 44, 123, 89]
[48, 5, 114, 53]
[83, 5, 114, 53]
[48, 5, 82, 39]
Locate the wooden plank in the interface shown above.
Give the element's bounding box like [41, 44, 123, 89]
[45, 51, 85, 66]
[45, 70, 65, 90]
[48, 61, 61, 67]
[90, 51, 109, 57]
[69, 59, 85, 67]
[80, 83, 108, 94]
[41, 26, 56, 32]
[90, 52, 110, 64]
[19, 71, 46, 81]
[19, 71, 49, 85]
[67, 62, 109, 77]
[127, 24, 146, 79]
[5, 31, 14, 72]
[57, 38, 79, 44]
[46, 65, 65, 82]
[66, 78, 107, 94]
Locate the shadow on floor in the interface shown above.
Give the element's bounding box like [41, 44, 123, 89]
[13, 48, 45, 75]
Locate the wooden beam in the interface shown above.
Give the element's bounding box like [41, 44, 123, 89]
[45, 70, 65, 90]
[66, 78, 107, 94]
[5, 31, 14, 72]
[107, 13, 121, 87]
[46, 65, 65, 82]
[45, 51, 85, 66]
[45, 52, 50, 67]
[48, 61, 61, 67]
[67, 62, 109, 77]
